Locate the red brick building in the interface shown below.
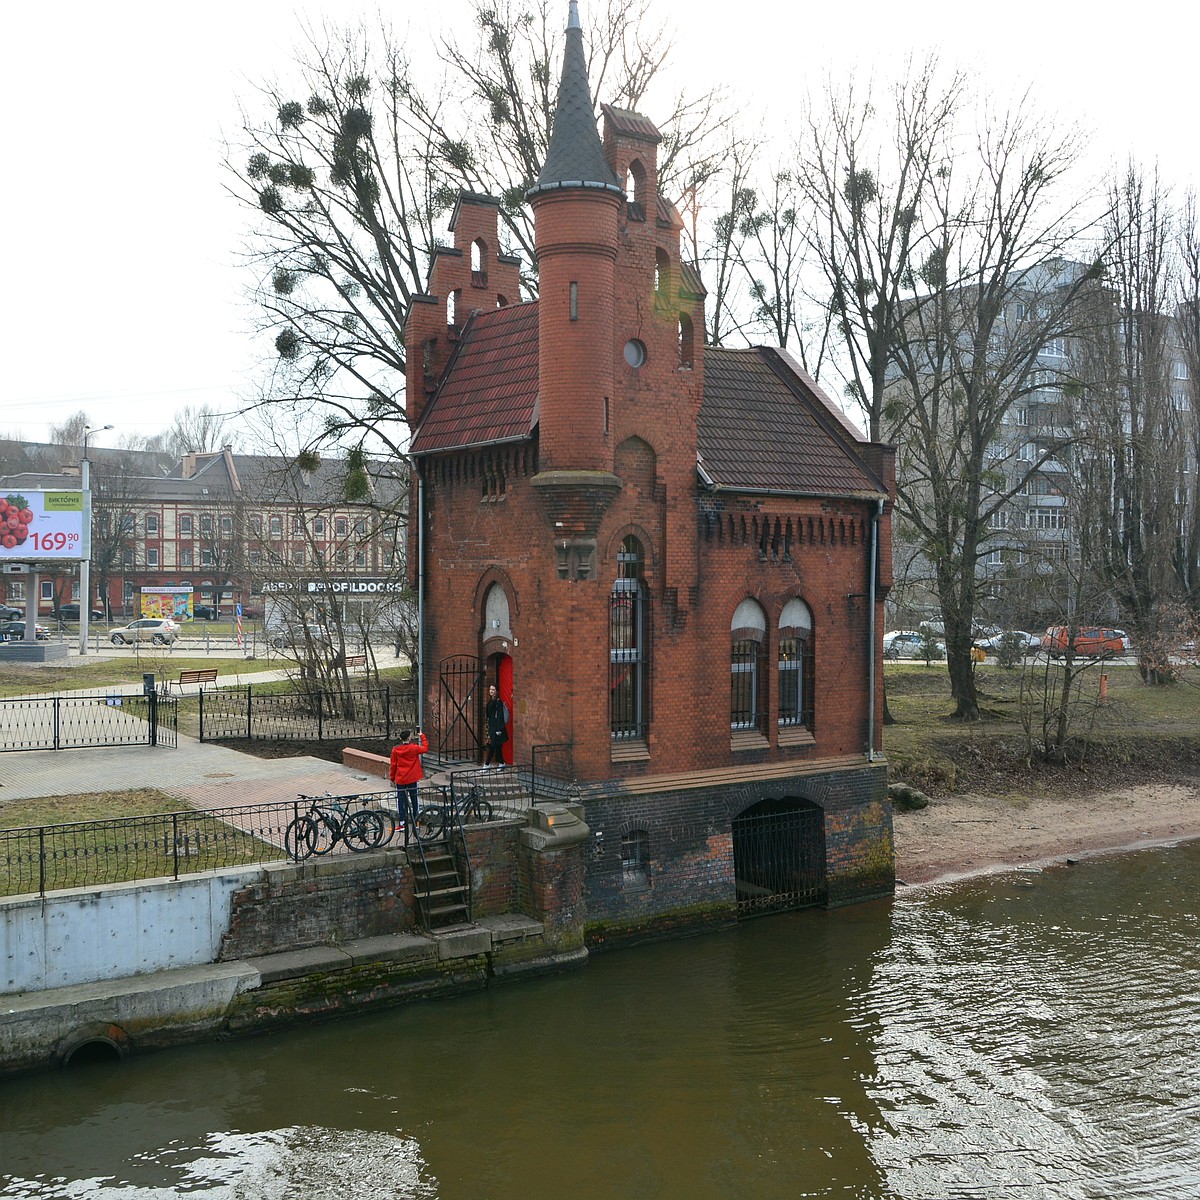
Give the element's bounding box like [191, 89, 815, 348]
[405, 3, 896, 938]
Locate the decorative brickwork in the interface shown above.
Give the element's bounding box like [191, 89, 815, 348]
[404, 14, 897, 925]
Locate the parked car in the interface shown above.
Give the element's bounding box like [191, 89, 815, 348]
[110, 618, 180, 646]
[270, 624, 332, 651]
[56, 603, 106, 622]
[0, 619, 50, 641]
[191, 604, 219, 620]
[976, 630, 1042, 655]
[883, 630, 945, 659]
[0, 603, 23, 621]
[1041, 626, 1125, 658]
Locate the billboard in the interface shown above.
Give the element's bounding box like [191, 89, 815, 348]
[0, 489, 84, 560]
[140, 586, 194, 622]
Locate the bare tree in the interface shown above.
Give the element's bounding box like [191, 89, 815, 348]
[887, 99, 1108, 720]
[48, 411, 91, 453]
[90, 452, 149, 619]
[169, 406, 233, 456]
[227, 2, 728, 453]
[799, 59, 964, 440]
[1073, 165, 1187, 683]
[1176, 194, 1200, 619]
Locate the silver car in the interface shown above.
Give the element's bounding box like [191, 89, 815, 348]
[110, 618, 180, 646]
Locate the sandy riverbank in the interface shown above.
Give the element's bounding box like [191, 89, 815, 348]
[892, 779, 1200, 888]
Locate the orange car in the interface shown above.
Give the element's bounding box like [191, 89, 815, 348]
[1040, 626, 1124, 657]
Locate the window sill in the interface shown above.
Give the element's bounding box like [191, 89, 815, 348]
[777, 725, 816, 748]
[611, 738, 650, 763]
[730, 729, 770, 752]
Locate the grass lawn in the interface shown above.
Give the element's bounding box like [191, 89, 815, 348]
[0, 788, 281, 898]
[884, 660, 1200, 796]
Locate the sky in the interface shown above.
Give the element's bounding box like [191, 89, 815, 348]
[3, 0, 1196, 453]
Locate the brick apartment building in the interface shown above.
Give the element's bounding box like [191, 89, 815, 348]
[0, 443, 405, 623]
[402, 4, 897, 940]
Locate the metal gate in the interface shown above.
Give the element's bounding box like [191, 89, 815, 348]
[0, 692, 177, 752]
[732, 797, 826, 917]
[436, 655, 485, 765]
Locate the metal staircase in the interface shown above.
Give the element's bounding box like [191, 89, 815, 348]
[408, 836, 471, 930]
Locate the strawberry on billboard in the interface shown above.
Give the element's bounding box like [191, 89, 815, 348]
[0, 490, 84, 560]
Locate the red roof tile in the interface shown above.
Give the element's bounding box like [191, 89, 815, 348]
[409, 309, 886, 502]
[409, 303, 540, 455]
[698, 347, 886, 497]
[601, 104, 662, 143]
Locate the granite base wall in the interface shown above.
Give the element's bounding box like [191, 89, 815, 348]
[580, 761, 892, 949]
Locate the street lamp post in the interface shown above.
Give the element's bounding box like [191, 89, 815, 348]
[78, 424, 114, 655]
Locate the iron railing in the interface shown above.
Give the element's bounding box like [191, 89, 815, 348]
[0, 793, 397, 900]
[199, 682, 416, 743]
[0, 692, 177, 752]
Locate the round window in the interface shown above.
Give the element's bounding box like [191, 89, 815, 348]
[623, 339, 647, 368]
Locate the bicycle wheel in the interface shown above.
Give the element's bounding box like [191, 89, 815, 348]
[284, 815, 317, 861]
[467, 794, 494, 823]
[344, 809, 386, 852]
[310, 811, 339, 856]
[373, 807, 398, 846]
[415, 806, 443, 841]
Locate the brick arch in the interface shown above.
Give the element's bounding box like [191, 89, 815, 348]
[472, 568, 520, 627]
[614, 435, 658, 494]
[604, 522, 658, 573]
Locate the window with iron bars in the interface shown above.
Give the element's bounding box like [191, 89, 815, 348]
[610, 536, 649, 740]
[778, 636, 814, 728]
[731, 638, 768, 733]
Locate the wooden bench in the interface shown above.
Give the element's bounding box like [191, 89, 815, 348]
[171, 667, 219, 694]
[343, 653, 367, 668]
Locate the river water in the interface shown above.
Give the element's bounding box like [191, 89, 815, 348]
[4, 841, 1200, 1199]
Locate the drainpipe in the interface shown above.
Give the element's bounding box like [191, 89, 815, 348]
[866, 497, 884, 762]
[416, 462, 426, 731]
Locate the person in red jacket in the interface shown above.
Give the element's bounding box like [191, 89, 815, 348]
[389, 728, 428, 830]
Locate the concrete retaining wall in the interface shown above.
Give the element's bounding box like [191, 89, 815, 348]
[2, 869, 261, 994]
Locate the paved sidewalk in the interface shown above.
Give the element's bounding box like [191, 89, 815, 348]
[0, 733, 394, 810]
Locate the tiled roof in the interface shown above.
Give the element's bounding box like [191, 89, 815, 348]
[528, 13, 621, 197]
[409, 304, 540, 456]
[407, 316, 884, 500]
[698, 347, 886, 497]
[656, 195, 684, 231]
[678, 260, 706, 298]
[601, 104, 662, 143]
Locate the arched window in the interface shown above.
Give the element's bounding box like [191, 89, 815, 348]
[471, 238, 488, 286]
[655, 247, 670, 298]
[621, 828, 650, 887]
[625, 159, 647, 221]
[610, 535, 649, 740]
[678, 311, 694, 368]
[446, 289, 458, 327]
[484, 583, 511, 640]
[731, 599, 767, 733]
[778, 599, 814, 730]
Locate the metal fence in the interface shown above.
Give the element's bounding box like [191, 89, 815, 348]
[0, 793, 396, 899]
[199, 681, 417, 743]
[0, 692, 177, 752]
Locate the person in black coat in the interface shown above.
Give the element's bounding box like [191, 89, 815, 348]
[484, 684, 509, 767]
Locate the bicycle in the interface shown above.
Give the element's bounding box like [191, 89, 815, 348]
[413, 781, 494, 841]
[284, 792, 397, 861]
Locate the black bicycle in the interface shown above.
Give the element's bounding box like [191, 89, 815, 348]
[284, 793, 397, 861]
[413, 783, 494, 841]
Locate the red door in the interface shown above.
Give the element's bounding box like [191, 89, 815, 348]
[497, 653, 514, 765]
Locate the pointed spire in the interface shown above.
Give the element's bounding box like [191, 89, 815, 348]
[527, 2, 622, 198]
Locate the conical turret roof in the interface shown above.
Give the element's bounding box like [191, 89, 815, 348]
[527, 1, 622, 198]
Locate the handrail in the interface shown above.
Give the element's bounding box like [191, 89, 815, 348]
[0, 792, 397, 900]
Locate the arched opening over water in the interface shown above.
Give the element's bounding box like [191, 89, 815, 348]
[732, 796, 826, 917]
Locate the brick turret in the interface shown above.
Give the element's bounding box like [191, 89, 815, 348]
[403, 193, 521, 430]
